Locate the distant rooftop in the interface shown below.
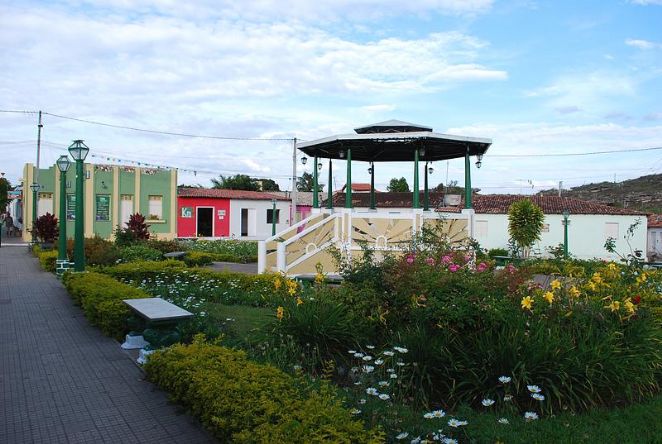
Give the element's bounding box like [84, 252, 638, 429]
[178, 187, 289, 201]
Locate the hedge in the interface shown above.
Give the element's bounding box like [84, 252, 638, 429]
[183, 251, 216, 267]
[62, 272, 151, 340]
[37, 250, 58, 272]
[144, 337, 383, 443]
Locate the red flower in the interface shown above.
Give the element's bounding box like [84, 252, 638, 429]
[632, 295, 641, 305]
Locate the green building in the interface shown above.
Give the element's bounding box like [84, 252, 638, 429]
[22, 163, 177, 241]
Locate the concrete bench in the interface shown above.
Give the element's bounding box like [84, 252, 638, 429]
[163, 251, 187, 260]
[121, 298, 193, 350]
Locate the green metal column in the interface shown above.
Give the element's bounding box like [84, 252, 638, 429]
[312, 155, 319, 208]
[423, 161, 429, 211]
[327, 159, 333, 209]
[464, 148, 472, 209]
[271, 199, 277, 236]
[369, 162, 376, 210]
[58, 170, 68, 261]
[31, 187, 38, 243]
[563, 212, 569, 259]
[345, 149, 352, 209]
[73, 160, 85, 271]
[413, 149, 420, 209]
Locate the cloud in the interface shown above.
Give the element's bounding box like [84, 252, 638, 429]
[555, 106, 582, 114]
[625, 38, 661, 49]
[360, 104, 397, 113]
[526, 72, 637, 113]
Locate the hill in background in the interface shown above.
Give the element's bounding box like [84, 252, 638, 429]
[537, 174, 662, 214]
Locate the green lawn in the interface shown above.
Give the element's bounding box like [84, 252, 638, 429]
[205, 303, 273, 338]
[448, 395, 662, 443]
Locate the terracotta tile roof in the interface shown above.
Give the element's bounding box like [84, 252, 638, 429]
[178, 187, 289, 201]
[340, 183, 375, 192]
[469, 195, 647, 216]
[324, 192, 646, 216]
[648, 214, 662, 228]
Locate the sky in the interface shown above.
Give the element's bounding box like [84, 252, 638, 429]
[1, 0, 661, 194]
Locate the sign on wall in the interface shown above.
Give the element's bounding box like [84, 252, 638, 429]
[96, 195, 110, 221]
[66, 194, 76, 220]
[181, 207, 193, 218]
[217, 209, 226, 220]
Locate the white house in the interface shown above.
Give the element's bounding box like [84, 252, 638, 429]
[648, 214, 662, 261]
[324, 192, 648, 261]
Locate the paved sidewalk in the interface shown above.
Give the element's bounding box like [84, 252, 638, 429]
[0, 246, 215, 443]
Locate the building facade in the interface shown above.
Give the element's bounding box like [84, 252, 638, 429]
[177, 187, 291, 240]
[22, 163, 177, 241]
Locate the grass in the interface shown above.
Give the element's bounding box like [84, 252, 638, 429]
[462, 394, 662, 443]
[205, 303, 273, 339]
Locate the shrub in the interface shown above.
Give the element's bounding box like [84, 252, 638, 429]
[38, 250, 58, 272]
[146, 239, 182, 254]
[186, 239, 258, 263]
[508, 199, 544, 258]
[33, 212, 58, 243]
[184, 251, 216, 267]
[67, 236, 120, 266]
[115, 213, 150, 246]
[118, 244, 163, 262]
[144, 337, 382, 443]
[62, 271, 151, 340]
[488, 247, 509, 259]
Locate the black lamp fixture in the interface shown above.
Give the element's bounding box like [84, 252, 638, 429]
[29, 182, 40, 193]
[68, 140, 90, 161]
[475, 154, 483, 169]
[317, 162, 322, 171]
[56, 155, 71, 173]
[301, 156, 308, 165]
[428, 166, 434, 175]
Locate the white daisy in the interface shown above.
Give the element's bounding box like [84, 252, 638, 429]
[395, 432, 409, 440]
[497, 417, 509, 424]
[498, 376, 512, 384]
[481, 398, 496, 407]
[527, 385, 541, 393]
[524, 411, 539, 421]
[532, 393, 545, 401]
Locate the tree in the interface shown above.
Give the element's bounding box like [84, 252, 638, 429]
[0, 176, 10, 212]
[259, 178, 281, 191]
[211, 174, 260, 191]
[507, 199, 545, 258]
[387, 177, 410, 192]
[297, 172, 325, 192]
[32, 213, 58, 243]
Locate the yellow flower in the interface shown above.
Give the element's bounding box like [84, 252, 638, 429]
[586, 281, 597, 292]
[606, 301, 620, 312]
[276, 306, 284, 320]
[521, 296, 534, 310]
[624, 298, 636, 314]
[550, 280, 561, 290]
[591, 272, 603, 284]
[273, 277, 282, 290]
[568, 286, 581, 298]
[315, 272, 325, 284]
[607, 263, 617, 271]
[543, 291, 555, 305]
[296, 297, 303, 306]
[287, 280, 298, 296]
[636, 273, 647, 285]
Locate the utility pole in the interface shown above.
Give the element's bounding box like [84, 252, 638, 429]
[291, 137, 297, 226]
[558, 180, 562, 197]
[32, 111, 43, 243]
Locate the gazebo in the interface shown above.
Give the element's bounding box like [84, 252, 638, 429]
[297, 120, 491, 211]
[258, 120, 492, 275]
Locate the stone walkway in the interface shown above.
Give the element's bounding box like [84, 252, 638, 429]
[0, 245, 215, 443]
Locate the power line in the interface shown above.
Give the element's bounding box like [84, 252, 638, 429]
[488, 146, 662, 157]
[42, 111, 295, 141]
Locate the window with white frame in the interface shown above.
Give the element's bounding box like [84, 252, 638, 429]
[37, 192, 53, 217]
[148, 195, 163, 220]
[605, 222, 619, 239]
[475, 220, 488, 237]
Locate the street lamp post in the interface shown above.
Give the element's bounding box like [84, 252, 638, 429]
[562, 210, 570, 259]
[29, 182, 40, 244]
[68, 140, 89, 272]
[56, 155, 71, 264]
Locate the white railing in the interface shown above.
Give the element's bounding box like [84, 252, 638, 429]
[258, 208, 473, 275]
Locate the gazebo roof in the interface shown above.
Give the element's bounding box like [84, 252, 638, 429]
[298, 121, 491, 162]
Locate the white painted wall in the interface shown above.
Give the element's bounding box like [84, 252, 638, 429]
[648, 228, 662, 261]
[229, 199, 291, 240]
[473, 213, 647, 260]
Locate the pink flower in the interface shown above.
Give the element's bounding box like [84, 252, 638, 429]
[406, 254, 415, 265]
[464, 253, 473, 263]
[449, 264, 460, 273]
[477, 262, 488, 272]
[425, 257, 435, 266]
[506, 264, 517, 274]
[441, 255, 453, 264]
